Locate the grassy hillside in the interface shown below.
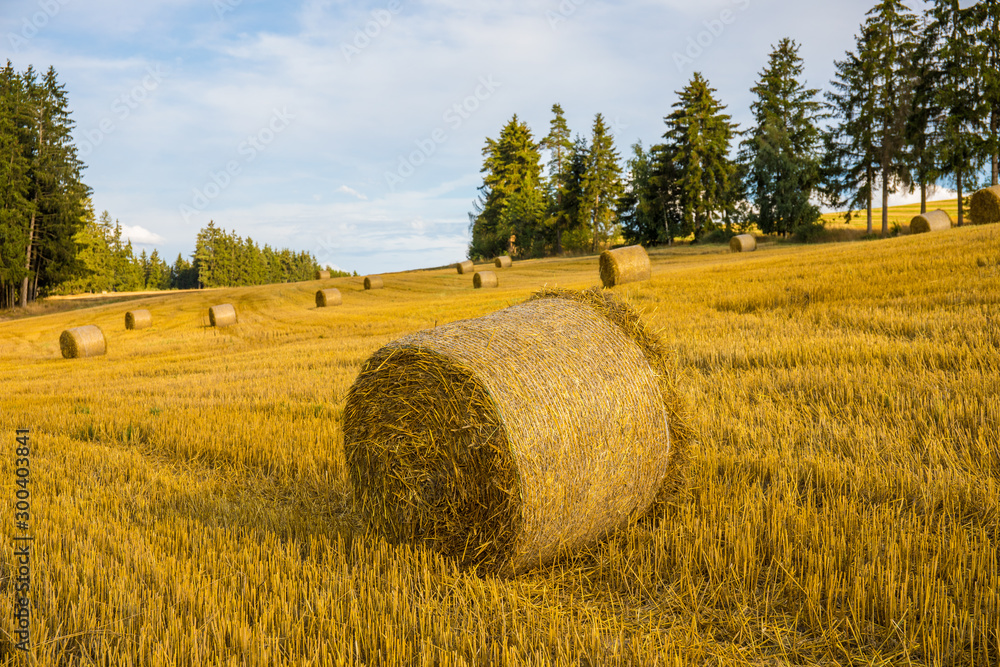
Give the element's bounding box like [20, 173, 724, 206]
[1, 226, 999, 665]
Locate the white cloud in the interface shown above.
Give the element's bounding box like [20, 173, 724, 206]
[336, 185, 368, 200]
[122, 225, 165, 245]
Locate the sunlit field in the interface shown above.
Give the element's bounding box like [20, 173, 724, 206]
[1, 221, 998, 665]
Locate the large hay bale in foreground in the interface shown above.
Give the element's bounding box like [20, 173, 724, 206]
[494, 256, 512, 268]
[599, 245, 650, 288]
[344, 287, 691, 576]
[209, 304, 237, 327]
[456, 260, 474, 274]
[315, 269, 331, 280]
[60, 325, 106, 359]
[473, 271, 498, 288]
[316, 288, 342, 307]
[730, 234, 757, 252]
[364, 276, 383, 290]
[970, 185, 1000, 225]
[910, 209, 952, 234]
[124, 309, 152, 330]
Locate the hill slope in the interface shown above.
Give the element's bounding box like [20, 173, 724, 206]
[2, 226, 999, 665]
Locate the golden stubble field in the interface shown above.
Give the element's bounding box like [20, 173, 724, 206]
[1, 225, 998, 665]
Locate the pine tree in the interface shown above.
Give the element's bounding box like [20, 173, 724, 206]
[582, 113, 622, 251]
[905, 16, 944, 214]
[931, 0, 987, 225]
[974, 0, 1000, 186]
[662, 72, 737, 241]
[740, 38, 825, 236]
[865, 0, 919, 236]
[468, 116, 544, 259]
[20, 66, 90, 304]
[540, 104, 574, 254]
[826, 25, 879, 231]
[0, 61, 32, 308]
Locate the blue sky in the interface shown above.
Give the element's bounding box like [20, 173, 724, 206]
[2, 0, 946, 274]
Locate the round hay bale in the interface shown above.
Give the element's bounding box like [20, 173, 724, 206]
[494, 256, 513, 269]
[473, 271, 498, 289]
[60, 325, 106, 359]
[124, 309, 152, 330]
[910, 209, 952, 234]
[364, 276, 384, 290]
[315, 269, 331, 280]
[209, 303, 237, 327]
[599, 245, 650, 288]
[970, 185, 1000, 225]
[456, 260, 474, 274]
[344, 287, 691, 576]
[729, 234, 757, 253]
[316, 288, 342, 307]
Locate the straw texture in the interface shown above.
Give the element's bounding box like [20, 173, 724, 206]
[124, 310, 152, 330]
[364, 276, 384, 290]
[494, 256, 512, 269]
[473, 271, 498, 289]
[343, 287, 691, 576]
[599, 245, 650, 288]
[456, 260, 474, 275]
[209, 304, 237, 327]
[316, 269, 331, 280]
[730, 234, 757, 252]
[60, 325, 106, 359]
[316, 288, 342, 307]
[970, 186, 1000, 225]
[910, 209, 952, 234]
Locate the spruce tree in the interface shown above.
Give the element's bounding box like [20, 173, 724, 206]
[866, 0, 918, 236]
[974, 0, 1000, 186]
[931, 0, 987, 225]
[826, 26, 879, 231]
[662, 72, 737, 241]
[905, 16, 944, 214]
[582, 113, 622, 251]
[740, 38, 824, 236]
[468, 116, 544, 259]
[540, 104, 574, 254]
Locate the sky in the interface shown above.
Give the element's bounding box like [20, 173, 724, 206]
[2, 0, 953, 274]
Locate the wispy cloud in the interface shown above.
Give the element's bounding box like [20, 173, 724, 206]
[336, 185, 368, 200]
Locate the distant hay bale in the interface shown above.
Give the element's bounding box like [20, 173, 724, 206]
[316, 288, 342, 307]
[364, 276, 384, 290]
[124, 309, 152, 330]
[473, 271, 498, 288]
[494, 256, 512, 268]
[316, 269, 331, 280]
[344, 287, 691, 576]
[970, 185, 1000, 225]
[599, 245, 650, 288]
[910, 209, 952, 234]
[209, 303, 237, 327]
[60, 325, 106, 359]
[456, 260, 474, 274]
[730, 234, 757, 252]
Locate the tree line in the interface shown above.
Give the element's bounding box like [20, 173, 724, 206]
[53, 214, 342, 295]
[469, 0, 1000, 258]
[0, 62, 89, 309]
[0, 61, 341, 309]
